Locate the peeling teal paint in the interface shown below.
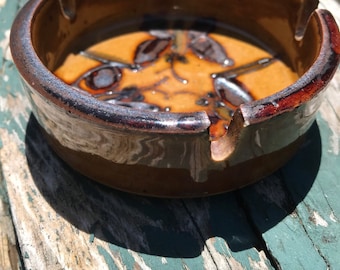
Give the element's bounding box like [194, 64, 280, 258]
[108, 239, 207, 270]
[26, 192, 33, 203]
[211, 237, 273, 270]
[97, 245, 118, 270]
[31, 188, 37, 196]
[0, 171, 9, 204]
[24, 252, 29, 259]
[108, 244, 135, 270]
[89, 234, 95, 243]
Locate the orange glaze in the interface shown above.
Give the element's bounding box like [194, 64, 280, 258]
[55, 31, 298, 139]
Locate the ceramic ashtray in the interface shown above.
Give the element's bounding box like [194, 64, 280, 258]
[10, 0, 340, 197]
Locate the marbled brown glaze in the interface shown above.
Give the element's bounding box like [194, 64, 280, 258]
[10, 0, 340, 196]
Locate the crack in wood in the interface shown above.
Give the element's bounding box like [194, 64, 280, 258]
[0, 162, 23, 270]
[180, 199, 221, 270]
[234, 190, 282, 270]
[300, 201, 331, 269]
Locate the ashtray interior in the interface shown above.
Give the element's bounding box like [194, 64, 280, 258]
[31, 0, 323, 138]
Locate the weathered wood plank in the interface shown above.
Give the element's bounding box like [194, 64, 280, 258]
[1, 0, 27, 269]
[3, 114, 272, 269]
[239, 126, 330, 269]
[239, 52, 340, 270]
[241, 2, 340, 268]
[0, 174, 21, 270]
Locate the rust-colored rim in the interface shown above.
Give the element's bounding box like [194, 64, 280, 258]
[240, 10, 340, 125]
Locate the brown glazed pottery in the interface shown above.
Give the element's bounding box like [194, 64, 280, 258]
[10, 0, 340, 197]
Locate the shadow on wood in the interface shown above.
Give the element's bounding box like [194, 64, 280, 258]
[24, 114, 321, 257]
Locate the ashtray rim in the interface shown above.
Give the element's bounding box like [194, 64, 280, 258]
[10, 0, 340, 134]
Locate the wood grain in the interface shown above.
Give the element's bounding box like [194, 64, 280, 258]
[1, 0, 340, 269]
[1, 1, 27, 269]
[0, 175, 20, 270]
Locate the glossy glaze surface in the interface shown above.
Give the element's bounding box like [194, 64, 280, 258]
[55, 30, 298, 140]
[10, 0, 340, 196]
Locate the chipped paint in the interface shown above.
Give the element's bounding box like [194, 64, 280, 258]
[108, 244, 129, 270]
[319, 75, 340, 155]
[1, 129, 110, 269]
[0, 97, 6, 112]
[248, 251, 269, 270]
[127, 250, 151, 270]
[0, 29, 12, 62]
[204, 238, 245, 270]
[0, 0, 6, 8]
[201, 244, 218, 270]
[329, 212, 337, 223]
[89, 234, 95, 243]
[227, 257, 245, 270]
[311, 212, 328, 227]
[26, 192, 33, 203]
[161, 257, 167, 264]
[97, 246, 118, 270]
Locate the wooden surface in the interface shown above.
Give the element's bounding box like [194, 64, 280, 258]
[1, 0, 340, 269]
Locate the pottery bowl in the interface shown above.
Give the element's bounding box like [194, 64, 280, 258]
[10, 0, 340, 197]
